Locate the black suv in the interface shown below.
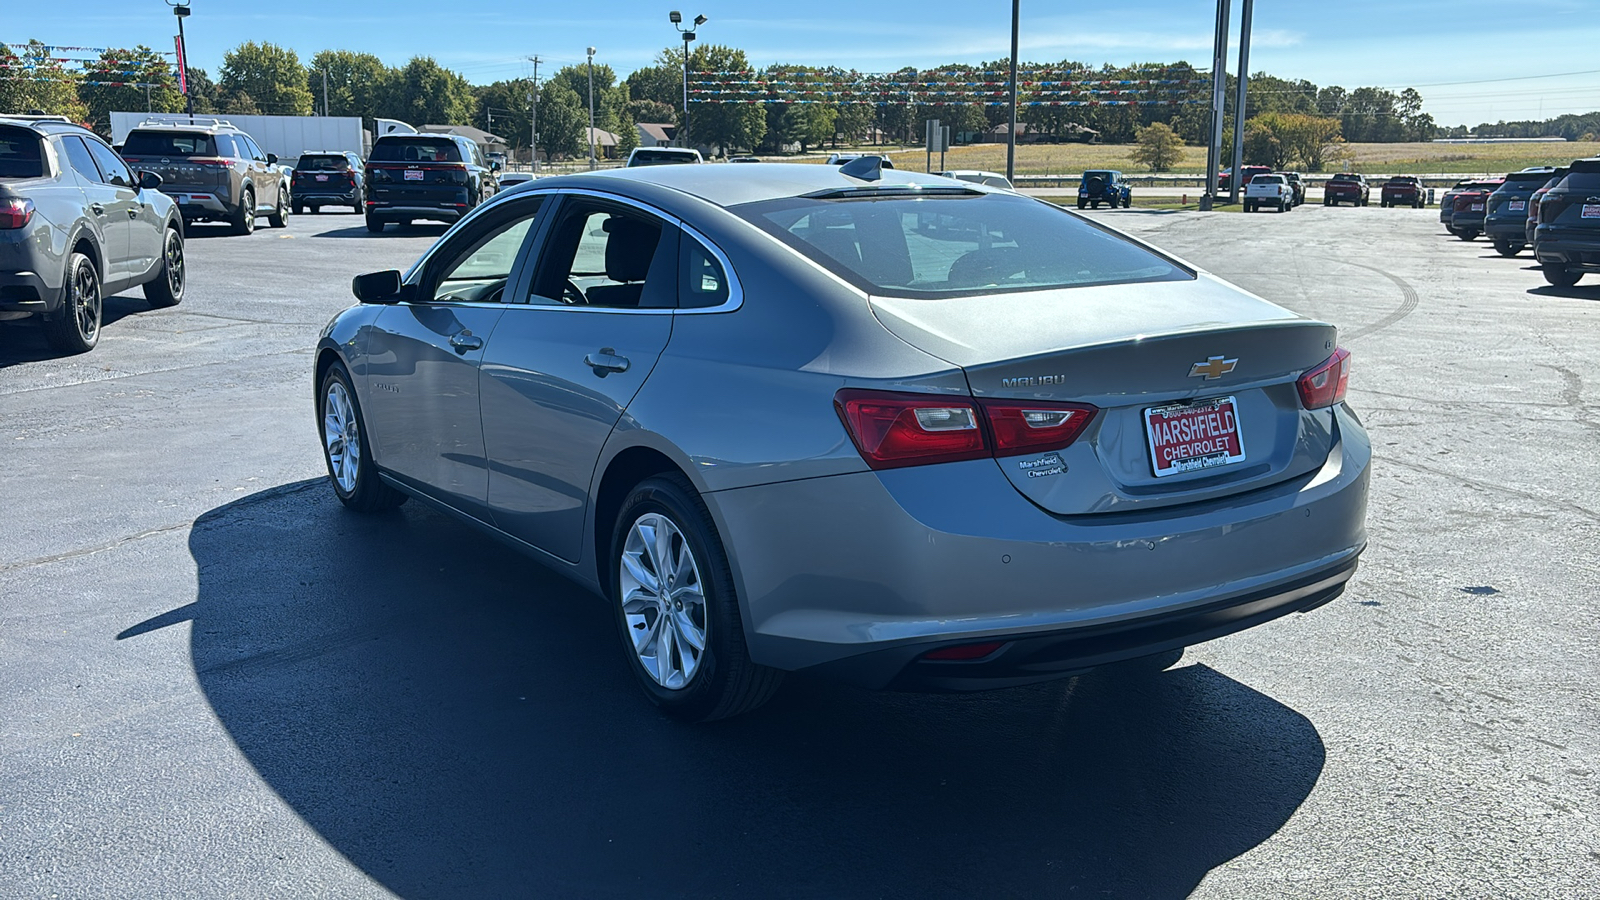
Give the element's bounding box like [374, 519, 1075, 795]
[1077, 170, 1131, 209]
[119, 118, 289, 235]
[364, 133, 497, 232]
[1484, 167, 1555, 257]
[1534, 158, 1600, 287]
[292, 151, 365, 214]
[1, 116, 185, 353]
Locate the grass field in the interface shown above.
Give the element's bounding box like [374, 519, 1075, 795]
[843, 140, 1600, 177]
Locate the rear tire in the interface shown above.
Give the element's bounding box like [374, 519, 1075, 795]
[319, 362, 407, 512]
[141, 226, 184, 308]
[1076, 200, 1087, 210]
[230, 188, 255, 235]
[268, 187, 289, 228]
[43, 251, 101, 354]
[365, 215, 385, 233]
[1543, 266, 1582, 287]
[610, 474, 783, 722]
[1460, 229, 1478, 241]
[293, 203, 304, 215]
[1493, 238, 1524, 257]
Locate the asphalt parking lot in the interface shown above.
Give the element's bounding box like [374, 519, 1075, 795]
[2, 204, 1597, 899]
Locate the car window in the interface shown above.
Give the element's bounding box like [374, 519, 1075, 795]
[122, 130, 217, 157]
[425, 197, 546, 304]
[59, 135, 103, 183]
[981, 176, 1012, 188]
[296, 155, 351, 171]
[680, 236, 730, 309]
[84, 139, 133, 188]
[0, 126, 46, 178]
[370, 138, 461, 162]
[240, 135, 266, 161]
[735, 193, 1190, 298]
[530, 199, 678, 309]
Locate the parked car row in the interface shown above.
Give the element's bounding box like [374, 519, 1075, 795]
[1436, 159, 1600, 287]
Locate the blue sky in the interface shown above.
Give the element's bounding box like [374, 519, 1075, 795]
[8, 0, 1598, 126]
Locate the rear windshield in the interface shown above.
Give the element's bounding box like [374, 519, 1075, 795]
[1330, 174, 1360, 182]
[0, 126, 45, 178]
[369, 138, 461, 163]
[732, 192, 1191, 298]
[1502, 171, 1552, 186]
[1557, 171, 1600, 190]
[296, 154, 351, 171]
[630, 149, 698, 165]
[1082, 170, 1114, 180]
[122, 130, 217, 157]
[1251, 175, 1285, 184]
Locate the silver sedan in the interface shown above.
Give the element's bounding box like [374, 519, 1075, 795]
[315, 161, 1369, 721]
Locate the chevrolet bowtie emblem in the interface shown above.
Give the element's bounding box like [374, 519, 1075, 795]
[1189, 356, 1237, 380]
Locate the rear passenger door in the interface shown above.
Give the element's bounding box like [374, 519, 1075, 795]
[58, 135, 134, 284]
[479, 193, 678, 561]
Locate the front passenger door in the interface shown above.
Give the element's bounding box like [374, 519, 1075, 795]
[362, 195, 547, 520]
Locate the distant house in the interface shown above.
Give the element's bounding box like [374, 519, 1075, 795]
[637, 123, 677, 147]
[982, 122, 1100, 145]
[422, 123, 510, 155]
[586, 127, 621, 159]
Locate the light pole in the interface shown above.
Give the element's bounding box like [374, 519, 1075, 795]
[165, 0, 194, 121]
[1007, 0, 1018, 185]
[527, 56, 540, 173]
[670, 11, 707, 150]
[586, 47, 597, 170]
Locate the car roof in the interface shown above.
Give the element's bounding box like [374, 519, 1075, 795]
[532, 162, 998, 208]
[0, 116, 97, 137]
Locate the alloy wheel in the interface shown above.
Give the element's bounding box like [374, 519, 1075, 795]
[164, 230, 184, 296]
[322, 381, 360, 493]
[619, 512, 708, 690]
[73, 260, 101, 343]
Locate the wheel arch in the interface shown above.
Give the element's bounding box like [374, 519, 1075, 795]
[591, 444, 694, 580]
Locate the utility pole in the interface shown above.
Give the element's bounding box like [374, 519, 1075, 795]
[586, 47, 597, 170]
[322, 67, 329, 116]
[1202, 0, 1231, 210]
[527, 56, 540, 173]
[1228, 0, 1254, 206]
[1007, 0, 1019, 184]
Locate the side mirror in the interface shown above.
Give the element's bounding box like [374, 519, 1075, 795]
[491, 161, 502, 172]
[138, 171, 163, 191]
[266, 153, 279, 165]
[352, 270, 404, 304]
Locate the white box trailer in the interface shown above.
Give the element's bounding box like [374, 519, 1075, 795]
[111, 113, 368, 162]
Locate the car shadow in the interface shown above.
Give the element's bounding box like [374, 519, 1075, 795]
[314, 224, 452, 239]
[149, 480, 1328, 898]
[1527, 284, 1600, 300]
[0, 293, 157, 364]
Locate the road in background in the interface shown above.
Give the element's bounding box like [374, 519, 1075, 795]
[1, 206, 1595, 898]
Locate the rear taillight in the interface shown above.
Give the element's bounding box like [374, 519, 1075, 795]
[1297, 348, 1351, 409]
[923, 641, 1005, 661]
[0, 198, 34, 229]
[188, 157, 232, 167]
[834, 390, 1098, 470]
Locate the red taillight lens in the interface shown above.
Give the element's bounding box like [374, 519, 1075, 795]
[923, 641, 1005, 661]
[835, 390, 1099, 469]
[0, 198, 34, 229]
[979, 399, 1097, 457]
[834, 390, 987, 469]
[1297, 347, 1351, 409]
[188, 157, 233, 167]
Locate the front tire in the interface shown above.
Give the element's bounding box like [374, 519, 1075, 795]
[43, 251, 101, 354]
[319, 363, 407, 512]
[268, 187, 289, 228]
[365, 214, 385, 233]
[1543, 265, 1582, 287]
[610, 474, 783, 722]
[142, 226, 185, 308]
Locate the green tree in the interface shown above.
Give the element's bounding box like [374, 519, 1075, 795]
[78, 46, 183, 133]
[306, 50, 391, 127]
[385, 56, 476, 126]
[629, 98, 677, 125]
[0, 41, 89, 121]
[533, 80, 585, 159]
[221, 89, 261, 116]
[476, 78, 534, 150]
[1131, 122, 1185, 172]
[678, 44, 764, 154]
[1242, 119, 1285, 168]
[184, 67, 219, 114]
[625, 64, 682, 113]
[219, 42, 313, 115]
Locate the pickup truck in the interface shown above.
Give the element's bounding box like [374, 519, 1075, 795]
[1218, 165, 1270, 194]
[1243, 173, 1294, 212]
[1380, 176, 1424, 208]
[1324, 173, 1369, 207]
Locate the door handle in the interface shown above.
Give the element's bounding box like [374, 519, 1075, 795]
[128, 207, 141, 219]
[448, 331, 484, 353]
[584, 348, 631, 377]
[91, 203, 105, 215]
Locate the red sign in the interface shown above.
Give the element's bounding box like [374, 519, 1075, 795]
[1144, 397, 1246, 477]
[174, 36, 187, 94]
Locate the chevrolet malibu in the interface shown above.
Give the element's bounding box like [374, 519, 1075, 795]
[314, 161, 1370, 721]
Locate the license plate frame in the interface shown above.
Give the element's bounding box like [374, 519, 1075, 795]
[1469, 202, 1485, 211]
[1583, 204, 1600, 219]
[1144, 396, 1247, 478]
[315, 174, 329, 181]
[1509, 200, 1525, 211]
[403, 169, 425, 181]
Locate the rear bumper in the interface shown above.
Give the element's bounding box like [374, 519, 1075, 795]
[708, 404, 1371, 690]
[1534, 235, 1600, 271]
[365, 203, 465, 222]
[1452, 211, 1486, 228]
[1485, 219, 1530, 239]
[295, 186, 360, 202]
[0, 269, 59, 316]
[170, 190, 232, 217]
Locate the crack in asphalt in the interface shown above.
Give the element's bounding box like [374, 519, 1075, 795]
[1381, 457, 1600, 525]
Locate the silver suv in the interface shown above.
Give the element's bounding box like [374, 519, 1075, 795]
[120, 118, 289, 235]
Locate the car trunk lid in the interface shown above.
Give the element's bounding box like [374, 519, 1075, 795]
[869, 276, 1341, 515]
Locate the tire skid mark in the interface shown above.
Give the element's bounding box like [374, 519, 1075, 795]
[1537, 363, 1600, 438]
[1325, 258, 1422, 341]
